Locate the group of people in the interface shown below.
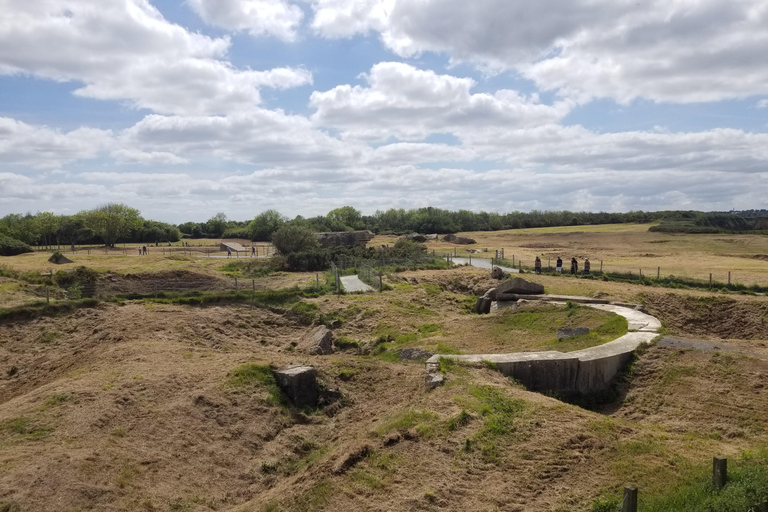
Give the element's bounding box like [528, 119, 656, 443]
[533, 256, 591, 275]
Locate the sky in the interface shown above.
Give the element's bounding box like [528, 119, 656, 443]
[1, 0, 767, 224]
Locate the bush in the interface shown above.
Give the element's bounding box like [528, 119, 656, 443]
[0, 235, 33, 256]
[271, 225, 319, 255]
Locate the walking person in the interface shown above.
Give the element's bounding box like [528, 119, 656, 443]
[142, 245, 147, 255]
[584, 258, 591, 274]
[227, 247, 232, 258]
[534, 256, 542, 274]
[570, 257, 578, 275]
[556, 257, 563, 274]
[252, 245, 256, 257]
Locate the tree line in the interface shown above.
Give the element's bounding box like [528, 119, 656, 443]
[7, 204, 755, 257]
[178, 206, 665, 242]
[0, 204, 181, 255]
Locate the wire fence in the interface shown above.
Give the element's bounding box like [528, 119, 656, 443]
[434, 247, 768, 293]
[31, 244, 275, 258]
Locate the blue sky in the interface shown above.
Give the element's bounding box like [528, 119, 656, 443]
[1, 0, 767, 224]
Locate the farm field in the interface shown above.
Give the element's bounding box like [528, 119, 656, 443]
[372, 223, 768, 286]
[1, 228, 768, 511]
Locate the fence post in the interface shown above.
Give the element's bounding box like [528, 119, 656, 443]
[316, 273, 319, 291]
[469, 254, 471, 265]
[710, 273, 712, 288]
[45, 285, 49, 304]
[657, 266, 660, 279]
[512, 254, 515, 266]
[728, 272, 731, 286]
[600, 260, 603, 272]
[713, 457, 727, 490]
[379, 272, 383, 292]
[235, 277, 238, 293]
[622, 486, 638, 512]
[252, 279, 255, 293]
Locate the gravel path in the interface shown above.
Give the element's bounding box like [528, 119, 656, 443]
[452, 257, 518, 273]
[657, 336, 767, 359]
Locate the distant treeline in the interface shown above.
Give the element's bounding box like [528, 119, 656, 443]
[649, 211, 768, 234]
[0, 204, 180, 255]
[4, 205, 767, 257]
[179, 207, 665, 242]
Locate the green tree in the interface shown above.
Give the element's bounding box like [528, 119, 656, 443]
[35, 211, 61, 248]
[271, 225, 319, 255]
[248, 209, 286, 241]
[326, 206, 363, 231]
[206, 212, 228, 238]
[84, 204, 142, 247]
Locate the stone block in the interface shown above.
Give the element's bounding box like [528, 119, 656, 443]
[425, 373, 444, 389]
[301, 326, 333, 355]
[273, 366, 318, 408]
[496, 277, 544, 295]
[474, 296, 492, 314]
[399, 348, 435, 361]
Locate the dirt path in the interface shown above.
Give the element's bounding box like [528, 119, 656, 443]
[453, 257, 518, 273]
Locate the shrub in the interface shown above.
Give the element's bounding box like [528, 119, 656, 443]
[272, 225, 319, 255]
[0, 235, 33, 256]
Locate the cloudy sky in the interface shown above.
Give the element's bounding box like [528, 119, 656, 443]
[1, 0, 767, 223]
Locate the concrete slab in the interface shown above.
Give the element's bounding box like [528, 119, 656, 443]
[340, 275, 375, 293]
[426, 298, 662, 395]
[452, 257, 519, 273]
[588, 304, 662, 332]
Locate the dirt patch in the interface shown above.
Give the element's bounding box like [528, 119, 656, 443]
[99, 269, 233, 295]
[641, 292, 768, 340]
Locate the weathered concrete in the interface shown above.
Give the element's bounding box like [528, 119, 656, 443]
[425, 373, 445, 389]
[474, 295, 492, 314]
[340, 275, 374, 293]
[496, 277, 545, 295]
[274, 366, 318, 408]
[425, 302, 661, 395]
[400, 348, 435, 361]
[220, 241, 247, 252]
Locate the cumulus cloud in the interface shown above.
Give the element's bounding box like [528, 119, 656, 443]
[0, 117, 112, 170]
[310, 0, 768, 104]
[0, 0, 312, 115]
[120, 110, 367, 168]
[310, 0, 392, 38]
[310, 62, 571, 140]
[187, 0, 303, 41]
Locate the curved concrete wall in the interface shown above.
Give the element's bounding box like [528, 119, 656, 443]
[425, 300, 660, 395]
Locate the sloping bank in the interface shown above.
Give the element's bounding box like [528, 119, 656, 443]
[426, 298, 661, 396]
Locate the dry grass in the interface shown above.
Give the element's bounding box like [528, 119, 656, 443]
[372, 223, 768, 286]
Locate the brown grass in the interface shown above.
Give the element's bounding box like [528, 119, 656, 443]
[372, 223, 768, 286]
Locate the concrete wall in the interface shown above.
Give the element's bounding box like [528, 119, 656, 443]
[425, 302, 660, 395]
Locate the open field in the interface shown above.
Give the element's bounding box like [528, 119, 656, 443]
[372, 223, 768, 286]
[2, 229, 768, 510]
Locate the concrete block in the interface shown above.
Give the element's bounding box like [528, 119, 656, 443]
[274, 366, 318, 408]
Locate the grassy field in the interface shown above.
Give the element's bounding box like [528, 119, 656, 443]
[372, 223, 768, 286]
[1, 226, 768, 510]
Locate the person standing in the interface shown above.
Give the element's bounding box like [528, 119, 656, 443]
[227, 247, 232, 258]
[571, 257, 578, 275]
[556, 257, 563, 274]
[584, 258, 591, 274]
[534, 256, 542, 274]
[252, 246, 256, 257]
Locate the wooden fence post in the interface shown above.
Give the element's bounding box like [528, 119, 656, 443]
[713, 456, 727, 490]
[622, 486, 638, 512]
[600, 260, 603, 272]
[709, 273, 712, 288]
[45, 285, 49, 305]
[728, 272, 731, 286]
[657, 267, 660, 279]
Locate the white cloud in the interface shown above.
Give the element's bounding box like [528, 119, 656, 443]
[310, 0, 392, 38]
[110, 149, 189, 165]
[0, 117, 112, 170]
[121, 110, 367, 168]
[310, 62, 571, 141]
[187, 0, 303, 41]
[311, 0, 768, 104]
[0, 0, 312, 115]
[758, 99, 768, 108]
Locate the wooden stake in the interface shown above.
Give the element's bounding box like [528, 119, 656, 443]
[622, 486, 638, 512]
[713, 457, 727, 490]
